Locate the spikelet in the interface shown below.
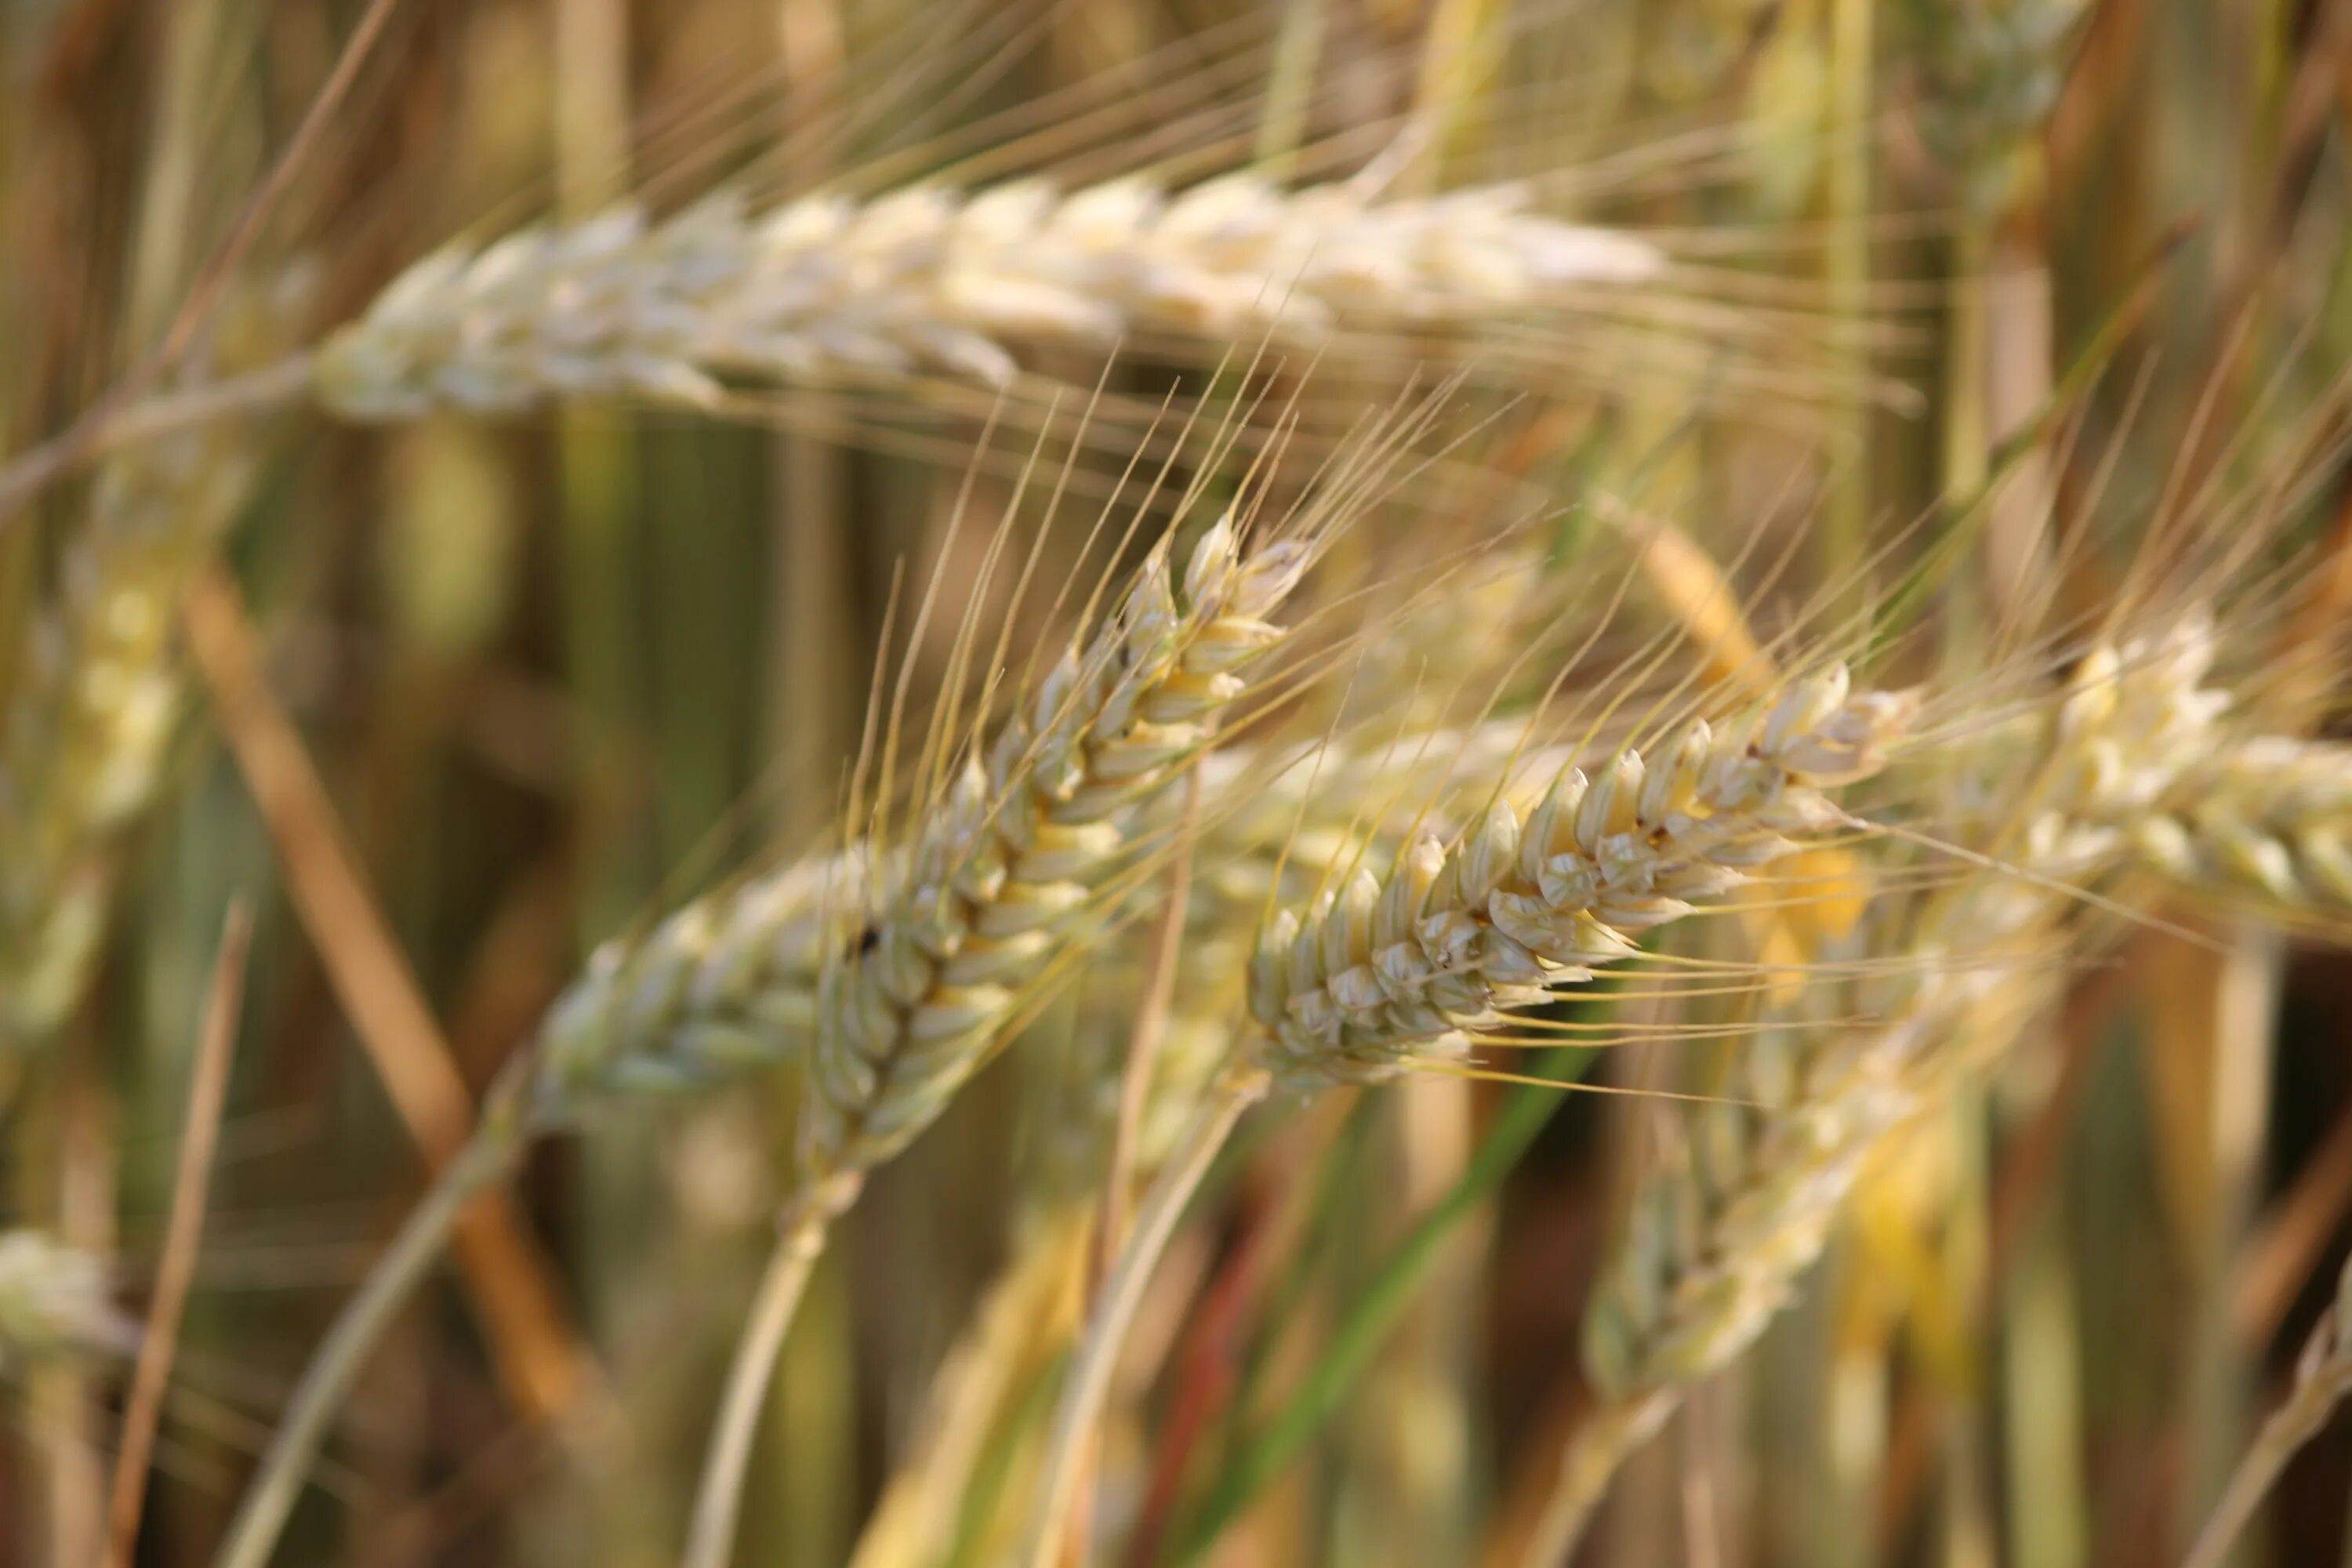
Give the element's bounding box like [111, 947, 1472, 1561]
[1246, 668, 1918, 1088]
[313, 176, 1664, 418]
[2126, 733, 2352, 912]
[802, 516, 1308, 1191]
[0, 430, 256, 1040]
[0, 1230, 123, 1370]
[1545, 619, 2236, 1559]
[529, 848, 869, 1112]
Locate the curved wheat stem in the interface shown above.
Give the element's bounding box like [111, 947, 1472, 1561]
[313, 176, 1663, 418]
[1021, 1065, 1269, 1568]
[681, 1192, 837, 1568]
[2182, 1253, 2352, 1568]
[211, 1110, 525, 1568]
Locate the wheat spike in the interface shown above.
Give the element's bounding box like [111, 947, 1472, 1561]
[808, 510, 1307, 1190]
[529, 849, 867, 1111]
[314, 176, 1663, 418]
[1247, 667, 1917, 1087]
[2127, 732, 2352, 911]
[1542, 619, 2234, 1561]
[0, 431, 256, 1041]
[681, 511, 1312, 1568]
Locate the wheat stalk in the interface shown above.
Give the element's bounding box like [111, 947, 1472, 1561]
[1249, 667, 1915, 1088]
[2182, 1250, 2352, 1568]
[313, 176, 1663, 418]
[1534, 619, 2240, 1561]
[1021, 666, 1918, 1568]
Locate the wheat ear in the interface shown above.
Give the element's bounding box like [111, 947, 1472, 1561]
[2182, 1250, 2352, 1568]
[1535, 621, 2234, 1563]
[313, 176, 1662, 417]
[1, 432, 256, 1044]
[680, 514, 1310, 1568]
[1021, 668, 1918, 1568]
[2128, 732, 2352, 913]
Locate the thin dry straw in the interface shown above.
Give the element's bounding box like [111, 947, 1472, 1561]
[1018, 664, 1920, 1568]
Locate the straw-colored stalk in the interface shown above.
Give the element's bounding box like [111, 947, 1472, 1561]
[1022, 666, 1918, 1568]
[313, 175, 1663, 418]
[2181, 1250, 2352, 1568]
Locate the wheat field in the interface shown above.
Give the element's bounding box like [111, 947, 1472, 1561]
[5, 2, 2352, 1566]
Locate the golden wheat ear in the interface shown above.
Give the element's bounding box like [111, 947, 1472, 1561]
[681, 491, 1326, 1568]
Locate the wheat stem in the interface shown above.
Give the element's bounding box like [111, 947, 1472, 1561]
[210, 1117, 523, 1568]
[2181, 1256, 2352, 1568]
[0, 358, 311, 533]
[1021, 1066, 1269, 1568]
[682, 1191, 844, 1568]
[1521, 1398, 1656, 1567]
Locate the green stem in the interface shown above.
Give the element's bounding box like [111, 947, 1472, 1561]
[1174, 1046, 1599, 1565]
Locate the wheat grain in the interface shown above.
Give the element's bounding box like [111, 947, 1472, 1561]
[313, 176, 1663, 418]
[2127, 733, 2352, 912]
